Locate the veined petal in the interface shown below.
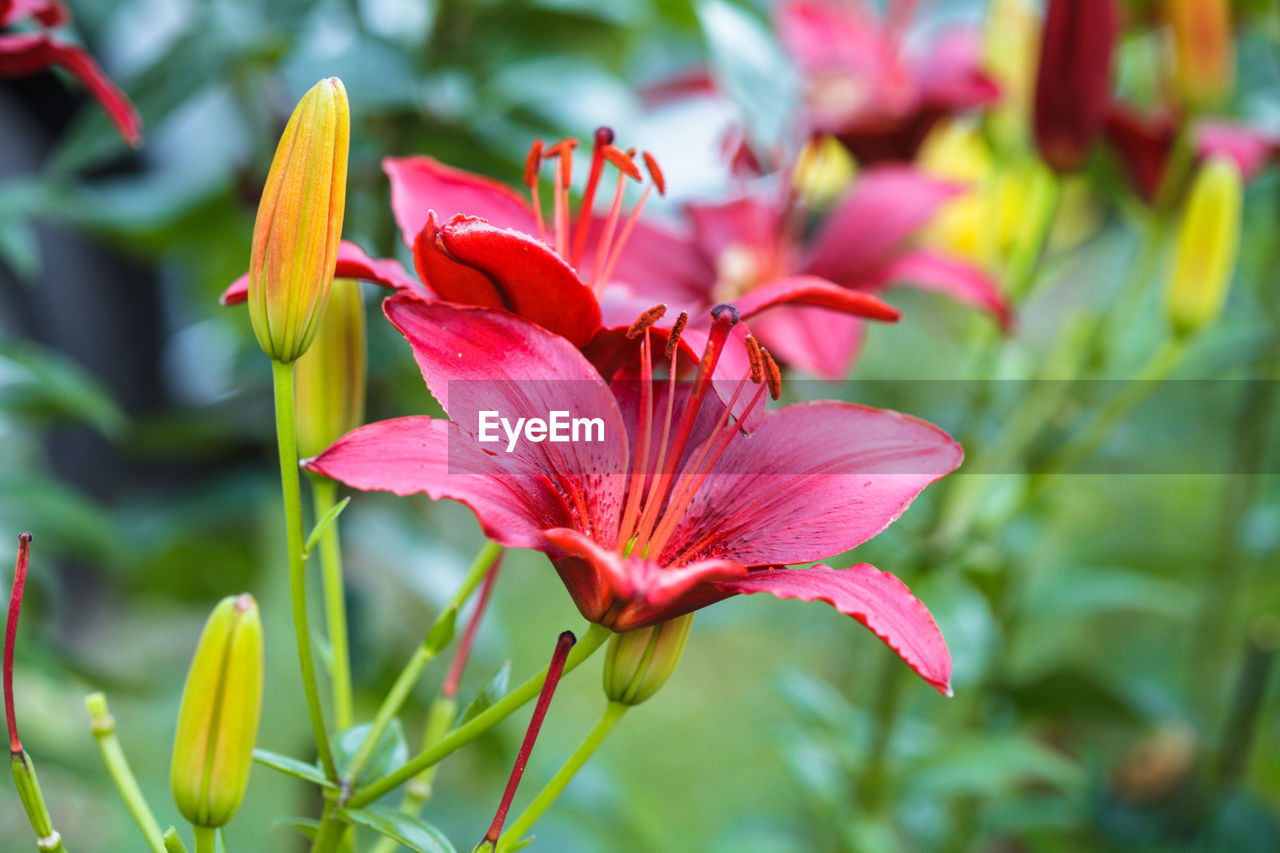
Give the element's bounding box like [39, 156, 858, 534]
[0, 33, 140, 146]
[732, 275, 901, 322]
[545, 528, 748, 631]
[221, 240, 422, 305]
[384, 155, 537, 248]
[873, 250, 1012, 329]
[304, 417, 574, 550]
[716, 563, 952, 695]
[384, 298, 627, 543]
[657, 400, 962, 567]
[805, 167, 960, 283]
[433, 216, 602, 347]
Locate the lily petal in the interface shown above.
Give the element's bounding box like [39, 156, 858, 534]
[748, 306, 866, 380]
[874, 250, 1012, 329]
[733, 275, 901, 322]
[2, 0, 68, 27]
[805, 167, 960, 283]
[305, 416, 573, 550]
[717, 563, 952, 694]
[658, 400, 962, 567]
[384, 155, 537, 248]
[0, 33, 140, 146]
[220, 240, 422, 305]
[433, 215, 602, 347]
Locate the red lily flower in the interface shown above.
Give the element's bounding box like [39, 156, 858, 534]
[1103, 103, 1277, 202]
[673, 166, 1011, 379]
[1, 0, 140, 146]
[777, 0, 999, 164]
[306, 297, 962, 694]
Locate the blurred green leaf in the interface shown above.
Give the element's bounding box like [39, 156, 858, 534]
[903, 733, 1083, 798]
[0, 342, 126, 436]
[333, 719, 409, 787]
[1023, 566, 1195, 621]
[340, 805, 456, 853]
[458, 661, 510, 726]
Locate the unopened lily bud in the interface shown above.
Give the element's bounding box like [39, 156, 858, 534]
[1166, 157, 1241, 337]
[171, 594, 264, 828]
[1033, 0, 1117, 172]
[1167, 0, 1233, 110]
[603, 613, 693, 706]
[248, 77, 350, 363]
[295, 277, 366, 458]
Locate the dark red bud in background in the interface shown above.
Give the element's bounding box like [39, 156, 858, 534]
[1033, 0, 1118, 172]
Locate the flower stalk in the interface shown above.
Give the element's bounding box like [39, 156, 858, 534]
[86, 692, 166, 853]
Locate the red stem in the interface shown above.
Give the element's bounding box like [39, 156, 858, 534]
[5, 532, 32, 754]
[483, 630, 577, 843]
[442, 551, 504, 699]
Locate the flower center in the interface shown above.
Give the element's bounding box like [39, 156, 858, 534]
[614, 304, 780, 567]
[523, 127, 666, 296]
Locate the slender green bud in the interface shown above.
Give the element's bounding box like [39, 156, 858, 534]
[602, 613, 693, 706]
[295, 277, 366, 458]
[248, 77, 350, 363]
[170, 594, 264, 828]
[1166, 156, 1242, 338]
[11, 751, 66, 852]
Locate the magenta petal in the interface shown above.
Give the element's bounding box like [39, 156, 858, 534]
[305, 417, 574, 550]
[776, 0, 883, 77]
[580, 216, 714, 307]
[0, 33, 140, 146]
[658, 400, 962, 567]
[384, 155, 537, 248]
[686, 196, 781, 269]
[2, 0, 69, 27]
[733, 275, 901, 323]
[749, 306, 866, 380]
[804, 167, 959, 283]
[717, 564, 952, 695]
[383, 297, 628, 542]
[874, 250, 1012, 329]
[220, 240, 422, 305]
[917, 29, 1001, 113]
[1196, 120, 1275, 182]
[436, 216, 602, 347]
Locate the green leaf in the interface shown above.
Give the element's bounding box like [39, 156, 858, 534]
[333, 720, 409, 786]
[422, 605, 459, 657]
[304, 496, 351, 557]
[253, 749, 337, 790]
[341, 805, 457, 853]
[272, 816, 321, 841]
[458, 662, 511, 726]
[902, 733, 1083, 798]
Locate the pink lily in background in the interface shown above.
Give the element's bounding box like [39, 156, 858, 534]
[671, 166, 1010, 379]
[307, 297, 962, 695]
[777, 0, 998, 164]
[0, 0, 140, 146]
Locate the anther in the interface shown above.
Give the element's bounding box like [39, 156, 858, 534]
[626, 304, 668, 339]
[761, 347, 782, 400]
[523, 140, 545, 188]
[603, 146, 642, 181]
[745, 335, 763, 383]
[642, 152, 666, 196]
[665, 312, 689, 359]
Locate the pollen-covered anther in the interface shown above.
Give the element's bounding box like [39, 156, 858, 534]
[523, 140, 545, 188]
[745, 335, 763, 383]
[603, 146, 642, 181]
[546, 138, 578, 184]
[761, 347, 782, 400]
[626, 304, 668, 339]
[665, 312, 689, 359]
[642, 152, 666, 196]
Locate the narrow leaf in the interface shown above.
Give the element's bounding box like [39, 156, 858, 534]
[253, 749, 337, 790]
[341, 805, 457, 853]
[305, 496, 351, 556]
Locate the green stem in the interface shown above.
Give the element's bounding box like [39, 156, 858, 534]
[496, 702, 628, 851]
[162, 828, 189, 853]
[341, 541, 503, 789]
[272, 359, 337, 780]
[346, 623, 612, 809]
[191, 827, 216, 853]
[10, 750, 69, 852]
[310, 796, 348, 853]
[311, 476, 354, 732]
[369, 697, 459, 853]
[84, 693, 165, 853]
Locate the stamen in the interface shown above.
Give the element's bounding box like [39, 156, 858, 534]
[642, 152, 666, 196]
[481, 631, 577, 846]
[665, 312, 688, 360]
[525, 140, 547, 243]
[745, 335, 763, 383]
[618, 329, 656, 546]
[761, 347, 782, 400]
[588, 169, 632, 294]
[5, 533, 32, 754]
[603, 146, 642, 181]
[595, 186, 653, 292]
[626, 304, 668, 339]
[570, 127, 615, 268]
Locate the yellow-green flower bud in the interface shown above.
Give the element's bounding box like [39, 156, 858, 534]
[171, 594, 264, 828]
[295, 277, 366, 458]
[1165, 156, 1242, 338]
[1168, 0, 1234, 111]
[248, 77, 350, 363]
[602, 613, 693, 706]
